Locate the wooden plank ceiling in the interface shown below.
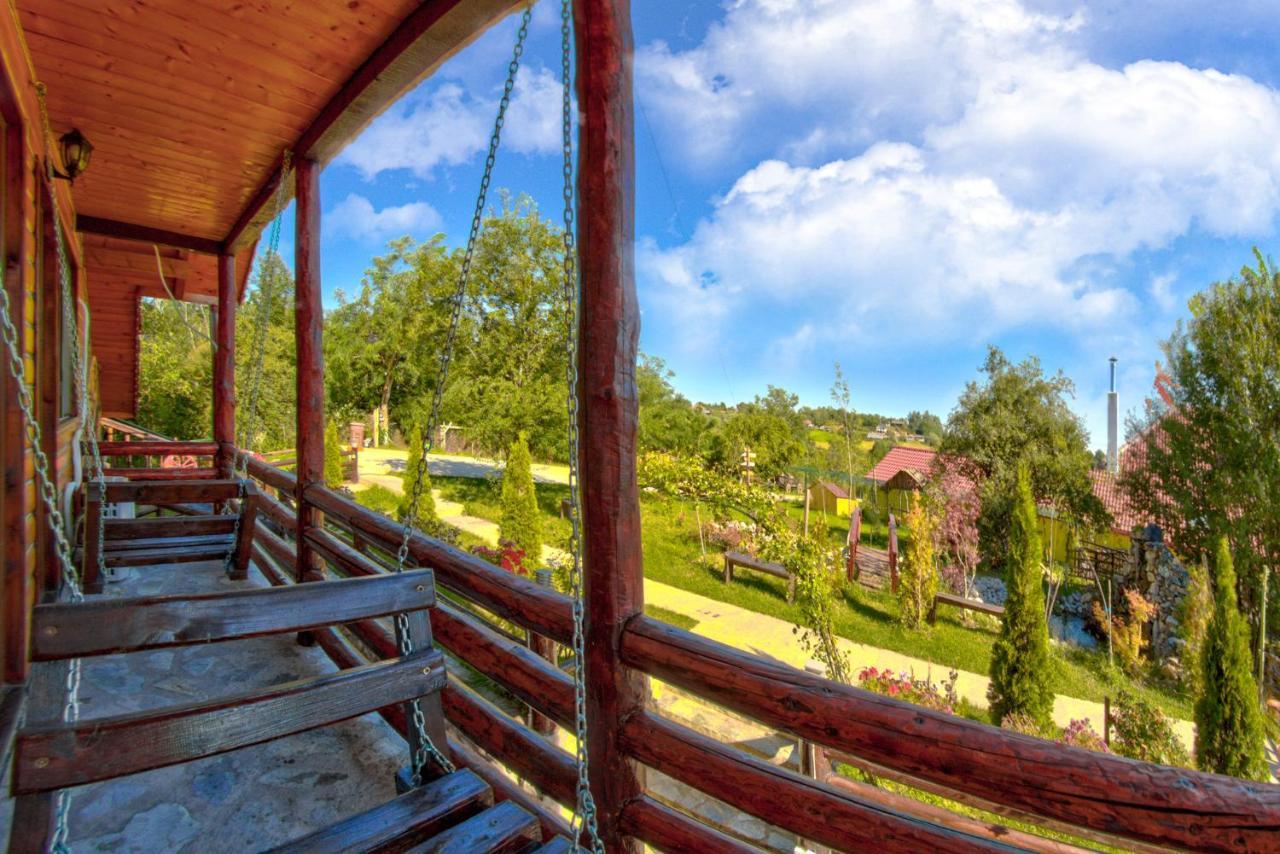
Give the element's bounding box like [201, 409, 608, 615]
[17, 0, 521, 252]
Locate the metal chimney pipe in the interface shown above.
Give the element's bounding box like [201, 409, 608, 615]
[1106, 357, 1118, 474]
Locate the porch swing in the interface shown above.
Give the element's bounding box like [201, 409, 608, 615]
[6, 2, 597, 851]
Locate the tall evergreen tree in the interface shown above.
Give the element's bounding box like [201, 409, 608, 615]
[398, 426, 437, 527]
[987, 464, 1054, 728]
[500, 433, 542, 566]
[1194, 538, 1267, 780]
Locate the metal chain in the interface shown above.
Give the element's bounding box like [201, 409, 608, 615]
[393, 6, 533, 786]
[559, 1, 601, 849]
[226, 151, 291, 572]
[27, 81, 104, 854]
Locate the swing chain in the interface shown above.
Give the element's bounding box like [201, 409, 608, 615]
[394, 5, 533, 787]
[226, 150, 291, 571]
[558, 0, 601, 849]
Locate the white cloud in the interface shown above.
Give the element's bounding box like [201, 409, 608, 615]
[640, 0, 1280, 363]
[338, 68, 565, 180]
[324, 194, 442, 244]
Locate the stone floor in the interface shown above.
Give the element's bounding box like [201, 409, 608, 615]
[0, 560, 408, 853]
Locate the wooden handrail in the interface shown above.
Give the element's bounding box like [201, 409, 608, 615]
[97, 441, 218, 457]
[302, 482, 574, 644]
[101, 468, 218, 481]
[242, 453, 298, 495]
[622, 712, 1012, 853]
[618, 797, 756, 854]
[620, 615, 1280, 852]
[101, 479, 245, 504]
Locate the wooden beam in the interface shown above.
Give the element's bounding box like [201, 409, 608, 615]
[294, 157, 324, 606]
[214, 253, 236, 477]
[575, 0, 646, 849]
[76, 215, 222, 255]
[620, 616, 1280, 852]
[618, 797, 756, 854]
[223, 0, 525, 250]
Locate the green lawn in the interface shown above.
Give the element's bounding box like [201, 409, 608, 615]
[426, 476, 1192, 720]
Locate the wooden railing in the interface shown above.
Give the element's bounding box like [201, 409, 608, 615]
[226, 448, 1280, 852]
[96, 439, 217, 478]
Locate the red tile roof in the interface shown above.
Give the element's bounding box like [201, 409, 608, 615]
[867, 446, 939, 484]
[813, 480, 849, 498]
[1090, 469, 1143, 535]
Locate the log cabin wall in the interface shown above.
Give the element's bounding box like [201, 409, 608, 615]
[85, 279, 138, 419]
[0, 2, 85, 684]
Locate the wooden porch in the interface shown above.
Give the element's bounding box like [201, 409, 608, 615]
[1, 0, 1278, 851]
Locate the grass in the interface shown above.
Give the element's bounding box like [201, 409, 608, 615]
[808, 427, 837, 448]
[641, 495, 1193, 720]
[415, 475, 1194, 720]
[645, 604, 699, 630]
[352, 483, 400, 515]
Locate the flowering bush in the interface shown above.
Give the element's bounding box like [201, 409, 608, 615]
[701, 519, 756, 552]
[1059, 718, 1110, 753]
[1111, 689, 1190, 767]
[1092, 588, 1155, 675]
[470, 539, 529, 576]
[858, 666, 959, 715]
[1000, 711, 1054, 739]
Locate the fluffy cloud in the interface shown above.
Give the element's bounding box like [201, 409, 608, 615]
[324, 194, 442, 244]
[338, 67, 564, 180]
[640, 0, 1280, 361]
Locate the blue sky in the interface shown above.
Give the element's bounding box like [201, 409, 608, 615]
[274, 0, 1280, 452]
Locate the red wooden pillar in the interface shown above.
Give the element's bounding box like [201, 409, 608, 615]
[214, 253, 236, 479]
[575, 0, 646, 849]
[294, 157, 325, 641]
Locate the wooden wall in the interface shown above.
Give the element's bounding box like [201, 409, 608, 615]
[86, 282, 138, 418]
[0, 1, 86, 684]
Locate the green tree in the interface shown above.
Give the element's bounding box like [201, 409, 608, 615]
[323, 421, 344, 487]
[987, 465, 1054, 728]
[136, 298, 213, 439]
[1194, 538, 1267, 780]
[1177, 554, 1213, 700]
[715, 403, 805, 481]
[1123, 250, 1280, 626]
[898, 499, 939, 628]
[442, 195, 570, 460]
[637, 354, 709, 456]
[398, 426, 438, 527]
[942, 346, 1106, 574]
[500, 433, 542, 566]
[234, 251, 296, 452]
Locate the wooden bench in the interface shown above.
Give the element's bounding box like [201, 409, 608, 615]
[723, 550, 794, 602]
[927, 591, 1004, 625]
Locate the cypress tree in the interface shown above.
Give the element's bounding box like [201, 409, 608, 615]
[1194, 538, 1267, 779]
[987, 463, 1054, 728]
[398, 426, 437, 527]
[323, 421, 344, 488]
[500, 433, 542, 566]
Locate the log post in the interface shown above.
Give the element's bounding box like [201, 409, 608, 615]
[294, 157, 324, 644]
[576, 0, 646, 848]
[213, 253, 236, 480]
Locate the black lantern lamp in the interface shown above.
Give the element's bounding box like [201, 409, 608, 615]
[52, 129, 92, 183]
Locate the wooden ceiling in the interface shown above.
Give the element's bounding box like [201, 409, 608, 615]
[17, 0, 523, 260]
[82, 235, 254, 305]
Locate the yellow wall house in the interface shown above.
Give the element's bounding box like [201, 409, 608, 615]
[1038, 469, 1141, 563]
[808, 480, 853, 517]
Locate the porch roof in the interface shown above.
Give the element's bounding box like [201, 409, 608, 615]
[17, 0, 522, 268]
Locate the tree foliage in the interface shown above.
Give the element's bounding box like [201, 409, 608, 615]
[987, 464, 1054, 728]
[1123, 250, 1280, 624]
[500, 434, 542, 566]
[136, 298, 213, 439]
[1177, 554, 1213, 700]
[942, 346, 1106, 574]
[398, 426, 438, 528]
[637, 355, 710, 456]
[898, 499, 939, 628]
[1194, 538, 1268, 780]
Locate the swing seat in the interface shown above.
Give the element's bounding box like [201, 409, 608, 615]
[80, 478, 261, 592]
[6, 566, 572, 852]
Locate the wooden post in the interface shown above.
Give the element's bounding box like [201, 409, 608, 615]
[888, 512, 899, 594]
[214, 253, 236, 479]
[576, 0, 646, 848]
[294, 157, 324, 644]
[82, 482, 104, 594]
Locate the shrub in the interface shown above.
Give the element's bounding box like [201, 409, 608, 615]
[500, 434, 542, 568]
[397, 426, 438, 529]
[1092, 588, 1155, 676]
[323, 421, 344, 487]
[1194, 538, 1268, 780]
[987, 464, 1054, 729]
[788, 536, 849, 682]
[354, 483, 400, 516]
[1000, 711, 1054, 740]
[858, 666, 959, 715]
[1110, 689, 1188, 767]
[1059, 718, 1109, 753]
[898, 500, 939, 628]
[1178, 553, 1213, 699]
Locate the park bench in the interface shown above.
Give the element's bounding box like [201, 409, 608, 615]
[927, 591, 1004, 625]
[723, 550, 795, 602]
